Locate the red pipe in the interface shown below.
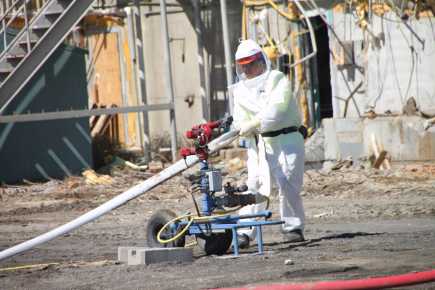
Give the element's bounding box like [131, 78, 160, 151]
[213, 269, 435, 290]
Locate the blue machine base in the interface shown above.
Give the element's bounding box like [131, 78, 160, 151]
[180, 210, 284, 256]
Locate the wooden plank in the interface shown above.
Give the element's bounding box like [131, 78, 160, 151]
[373, 150, 387, 169]
[88, 32, 125, 145]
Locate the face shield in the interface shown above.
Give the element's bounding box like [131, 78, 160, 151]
[236, 52, 267, 81]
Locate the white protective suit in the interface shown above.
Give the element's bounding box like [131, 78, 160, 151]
[231, 41, 305, 239]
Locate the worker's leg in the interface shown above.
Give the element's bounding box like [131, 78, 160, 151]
[238, 141, 271, 240]
[268, 141, 305, 233]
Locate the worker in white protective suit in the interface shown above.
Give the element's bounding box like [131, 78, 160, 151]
[230, 39, 305, 248]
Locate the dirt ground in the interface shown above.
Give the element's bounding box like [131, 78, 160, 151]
[1, 161, 435, 290]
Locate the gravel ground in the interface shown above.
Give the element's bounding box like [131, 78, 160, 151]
[0, 162, 434, 289]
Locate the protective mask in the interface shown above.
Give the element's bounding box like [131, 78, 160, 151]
[243, 70, 269, 91]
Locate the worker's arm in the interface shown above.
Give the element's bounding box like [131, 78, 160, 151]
[233, 94, 251, 130]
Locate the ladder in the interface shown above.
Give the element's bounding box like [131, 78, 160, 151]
[0, 0, 94, 114]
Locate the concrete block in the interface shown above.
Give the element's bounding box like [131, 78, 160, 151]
[305, 128, 325, 162]
[118, 247, 145, 263]
[323, 118, 364, 161]
[127, 247, 193, 265]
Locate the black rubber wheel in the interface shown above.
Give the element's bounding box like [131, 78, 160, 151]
[197, 230, 233, 255]
[146, 209, 186, 248]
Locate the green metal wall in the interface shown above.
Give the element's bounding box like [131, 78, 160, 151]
[0, 41, 92, 183]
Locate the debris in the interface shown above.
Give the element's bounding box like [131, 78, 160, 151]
[423, 117, 435, 130]
[313, 210, 334, 218]
[284, 259, 294, 265]
[331, 158, 353, 170]
[402, 97, 421, 116]
[90, 104, 117, 138]
[111, 156, 148, 171]
[148, 161, 164, 173]
[66, 180, 80, 189]
[373, 150, 388, 169]
[227, 157, 246, 173]
[220, 148, 247, 160]
[370, 134, 391, 170]
[321, 161, 336, 173]
[82, 169, 113, 185]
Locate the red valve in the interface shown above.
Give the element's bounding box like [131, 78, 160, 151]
[181, 119, 227, 160]
[180, 147, 196, 158]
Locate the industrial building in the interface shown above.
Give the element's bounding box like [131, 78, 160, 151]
[1, 0, 434, 183]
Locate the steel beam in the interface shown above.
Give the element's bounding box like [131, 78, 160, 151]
[0, 103, 173, 123]
[159, 0, 178, 162]
[219, 0, 234, 115]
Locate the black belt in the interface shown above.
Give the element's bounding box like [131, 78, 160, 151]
[261, 125, 307, 139]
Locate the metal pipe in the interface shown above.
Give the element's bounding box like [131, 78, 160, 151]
[219, 0, 234, 115]
[133, 0, 151, 162]
[191, 0, 210, 121]
[125, 7, 145, 149]
[0, 130, 239, 261]
[23, 1, 31, 52]
[289, 0, 317, 68]
[0, 103, 174, 123]
[116, 29, 130, 146]
[159, 0, 178, 162]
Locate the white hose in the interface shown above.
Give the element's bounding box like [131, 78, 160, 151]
[0, 130, 239, 261]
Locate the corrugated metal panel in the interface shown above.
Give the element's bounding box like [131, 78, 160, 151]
[0, 44, 92, 183]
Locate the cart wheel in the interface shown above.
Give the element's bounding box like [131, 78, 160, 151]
[197, 230, 233, 255]
[146, 209, 185, 248]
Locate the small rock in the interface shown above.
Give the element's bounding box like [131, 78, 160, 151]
[284, 259, 294, 265]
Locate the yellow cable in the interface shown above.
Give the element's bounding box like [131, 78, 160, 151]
[157, 214, 194, 244]
[0, 263, 60, 272]
[156, 212, 234, 244]
[156, 196, 271, 244]
[266, 0, 299, 21]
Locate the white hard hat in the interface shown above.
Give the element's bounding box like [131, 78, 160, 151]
[235, 39, 263, 61]
[234, 39, 270, 83]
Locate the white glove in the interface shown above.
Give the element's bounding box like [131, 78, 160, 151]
[239, 118, 260, 137]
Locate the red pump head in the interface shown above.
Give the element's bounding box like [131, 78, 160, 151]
[179, 116, 233, 160]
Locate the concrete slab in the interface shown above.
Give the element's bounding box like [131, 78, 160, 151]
[123, 247, 193, 265]
[323, 117, 435, 161]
